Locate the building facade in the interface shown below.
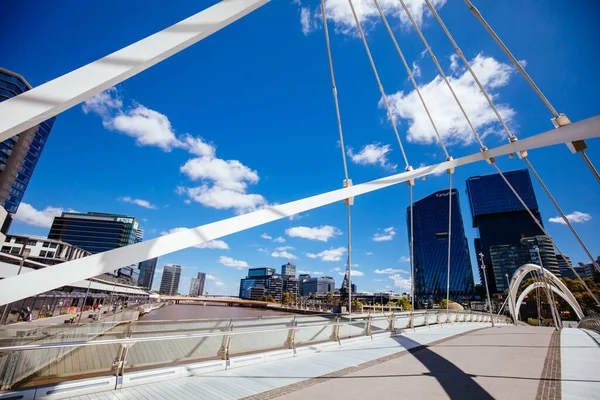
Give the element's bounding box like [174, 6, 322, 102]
[196, 272, 206, 296]
[48, 212, 143, 254]
[298, 274, 335, 296]
[160, 264, 182, 295]
[466, 169, 544, 293]
[189, 278, 201, 297]
[407, 189, 474, 306]
[281, 262, 296, 277]
[520, 236, 559, 276]
[138, 258, 158, 290]
[0, 68, 56, 227]
[239, 268, 283, 301]
[1, 234, 90, 265]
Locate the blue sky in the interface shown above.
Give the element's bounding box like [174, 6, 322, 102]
[2, 0, 599, 295]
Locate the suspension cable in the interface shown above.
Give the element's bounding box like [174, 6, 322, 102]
[409, 184, 415, 310]
[398, 0, 485, 150]
[373, 0, 449, 159]
[348, 0, 410, 170]
[417, 0, 600, 307]
[462, 0, 600, 184]
[491, 163, 600, 307]
[446, 173, 452, 315]
[321, 0, 353, 314]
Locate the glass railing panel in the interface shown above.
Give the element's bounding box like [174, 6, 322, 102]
[228, 326, 289, 356]
[294, 323, 334, 346]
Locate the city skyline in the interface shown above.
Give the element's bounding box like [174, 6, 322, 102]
[1, 0, 599, 296]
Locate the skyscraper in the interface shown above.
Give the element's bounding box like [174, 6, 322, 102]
[0, 68, 56, 231]
[196, 272, 206, 296]
[160, 264, 182, 295]
[407, 189, 474, 306]
[48, 212, 143, 254]
[466, 169, 544, 293]
[138, 258, 158, 290]
[189, 278, 201, 296]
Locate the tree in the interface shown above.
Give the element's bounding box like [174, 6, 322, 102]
[281, 292, 292, 306]
[258, 295, 275, 303]
[427, 299, 435, 310]
[397, 297, 412, 311]
[326, 292, 334, 305]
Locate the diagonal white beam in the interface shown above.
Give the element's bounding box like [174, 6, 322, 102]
[0, 0, 269, 141]
[0, 115, 598, 306]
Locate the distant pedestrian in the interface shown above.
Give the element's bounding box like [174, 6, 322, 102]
[93, 303, 98, 312]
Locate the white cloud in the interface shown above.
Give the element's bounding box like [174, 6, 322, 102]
[271, 251, 298, 260]
[518, 59, 528, 68]
[306, 247, 347, 262]
[366, 252, 374, 256]
[84, 88, 266, 214]
[286, 225, 342, 242]
[13, 203, 74, 228]
[320, 0, 446, 35]
[300, 7, 318, 35]
[372, 227, 396, 242]
[375, 268, 408, 274]
[275, 246, 295, 251]
[389, 274, 411, 292]
[412, 61, 421, 78]
[185, 185, 267, 214]
[161, 227, 229, 249]
[313, 271, 324, 275]
[118, 196, 157, 210]
[449, 54, 460, 72]
[184, 199, 192, 205]
[339, 270, 364, 277]
[385, 54, 515, 145]
[206, 274, 225, 287]
[257, 248, 269, 253]
[219, 256, 249, 270]
[261, 233, 272, 240]
[333, 267, 341, 271]
[288, 213, 307, 221]
[273, 236, 286, 243]
[399, 256, 410, 262]
[347, 143, 396, 170]
[549, 211, 591, 225]
[373, 278, 384, 282]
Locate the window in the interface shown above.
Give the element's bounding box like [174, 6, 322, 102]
[15, 237, 26, 245]
[27, 240, 37, 246]
[1, 246, 11, 253]
[39, 251, 47, 257]
[49, 242, 57, 249]
[46, 252, 55, 258]
[42, 242, 50, 248]
[10, 247, 20, 254]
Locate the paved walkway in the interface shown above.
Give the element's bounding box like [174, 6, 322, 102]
[561, 328, 600, 400]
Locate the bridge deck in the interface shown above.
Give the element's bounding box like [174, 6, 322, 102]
[60, 325, 600, 400]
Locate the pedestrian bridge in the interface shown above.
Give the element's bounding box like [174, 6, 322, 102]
[0, 312, 598, 400]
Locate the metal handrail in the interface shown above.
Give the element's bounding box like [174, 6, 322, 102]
[0, 310, 500, 352]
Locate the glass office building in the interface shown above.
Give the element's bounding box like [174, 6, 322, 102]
[407, 189, 474, 307]
[160, 264, 182, 295]
[239, 268, 283, 301]
[466, 169, 544, 293]
[0, 68, 56, 225]
[138, 258, 158, 290]
[48, 212, 143, 254]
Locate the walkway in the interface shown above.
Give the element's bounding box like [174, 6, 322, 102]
[36, 325, 600, 400]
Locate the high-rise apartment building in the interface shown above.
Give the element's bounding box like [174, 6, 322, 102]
[138, 258, 158, 290]
[407, 189, 474, 306]
[466, 169, 544, 293]
[0, 68, 56, 231]
[281, 262, 296, 277]
[189, 278, 201, 297]
[48, 212, 143, 254]
[160, 264, 182, 295]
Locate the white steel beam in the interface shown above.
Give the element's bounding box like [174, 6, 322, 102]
[0, 0, 269, 141]
[0, 115, 598, 305]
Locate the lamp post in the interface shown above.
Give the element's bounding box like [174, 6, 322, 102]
[505, 273, 517, 325]
[1, 247, 31, 325]
[479, 253, 494, 327]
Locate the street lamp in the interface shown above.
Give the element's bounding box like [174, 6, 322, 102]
[1, 247, 31, 325]
[479, 253, 494, 327]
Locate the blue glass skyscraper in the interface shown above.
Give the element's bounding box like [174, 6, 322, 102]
[466, 169, 544, 293]
[407, 189, 474, 307]
[0, 68, 55, 227]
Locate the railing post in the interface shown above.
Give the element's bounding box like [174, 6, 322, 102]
[436, 311, 441, 325]
[113, 325, 133, 390]
[408, 312, 414, 329]
[388, 312, 396, 333]
[424, 311, 429, 327]
[364, 313, 372, 337]
[331, 316, 341, 343]
[218, 320, 234, 365]
[284, 317, 297, 351]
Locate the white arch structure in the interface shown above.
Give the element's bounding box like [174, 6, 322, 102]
[508, 263, 584, 321]
[0, 2, 599, 306]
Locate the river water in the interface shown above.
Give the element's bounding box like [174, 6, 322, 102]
[139, 303, 290, 321]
